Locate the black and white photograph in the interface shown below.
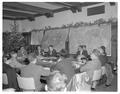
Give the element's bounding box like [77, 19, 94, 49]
[2, 1, 118, 92]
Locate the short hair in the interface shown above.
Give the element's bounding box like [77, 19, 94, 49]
[46, 71, 67, 91]
[77, 55, 85, 59]
[81, 57, 87, 60]
[83, 45, 86, 48]
[23, 58, 30, 65]
[28, 53, 36, 59]
[10, 51, 16, 55]
[100, 46, 106, 53]
[79, 45, 83, 49]
[92, 49, 101, 57]
[49, 45, 53, 47]
[38, 45, 42, 47]
[100, 46, 105, 50]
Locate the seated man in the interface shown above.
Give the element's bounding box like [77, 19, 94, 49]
[17, 46, 27, 60]
[20, 53, 50, 91]
[36, 45, 45, 56]
[46, 70, 68, 91]
[47, 45, 57, 57]
[50, 54, 75, 85]
[73, 55, 87, 73]
[3, 63, 19, 91]
[82, 45, 89, 59]
[75, 45, 83, 58]
[80, 49, 102, 84]
[6, 51, 24, 68]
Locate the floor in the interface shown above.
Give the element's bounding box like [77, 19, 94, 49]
[96, 73, 117, 92]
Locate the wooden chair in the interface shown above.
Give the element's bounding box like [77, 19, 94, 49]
[3, 88, 15, 92]
[101, 66, 106, 75]
[3, 73, 8, 85]
[17, 76, 36, 91]
[91, 69, 102, 89]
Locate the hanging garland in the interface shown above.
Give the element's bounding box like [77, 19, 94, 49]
[30, 17, 117, 32]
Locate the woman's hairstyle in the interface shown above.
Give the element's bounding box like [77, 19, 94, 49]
[46, 71, 67, 91]
[49, 45, 53, 47]
[92, 49, 101, 57]
[23, 58, 30, 65]
[100, 46, 107, 55]
[38, 45, 42, 47]
[46, 71, 59, 90]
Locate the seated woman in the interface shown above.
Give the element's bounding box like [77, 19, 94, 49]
[98, 46, 114, 87]
[98, 46, 108, 66]
[75, 45, 83, 58]
[46, 70, 90, 91]
[5, 51, 24, 68]
[72, 55, 87, 73]
[17, 47, 27, 58]
[46, 70, 68, 91]
[80, 49, 102, 83]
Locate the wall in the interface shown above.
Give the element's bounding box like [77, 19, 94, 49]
[3, 2, 118, 64]
[3, 2, 117, 32]
[3, 20, 22, 32]
[20, 2, 117, 32]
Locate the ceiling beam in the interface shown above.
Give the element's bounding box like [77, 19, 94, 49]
[3, 16, 26, 20]
[3, 2, 53, 14]
[53, 7, 69, 13]
[48, 2, 72, 8]
[80, 2, 102, 7]
[64, 2, 82, 6]
[3, 9, 35, 18]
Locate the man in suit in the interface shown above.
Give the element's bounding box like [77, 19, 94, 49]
[47, 45, 57, 57]
[75, 45, 83, 58]
[51, 55, 75, 84]
[20, 53, 50, 91]
[3, 63, 19, 90]
[82, 45, 89, 59]
[80, 49, 102, 90]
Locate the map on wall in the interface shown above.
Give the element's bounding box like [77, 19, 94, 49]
[69, 23, 111, 55]
[31, 31, 43, 45]
[41, 28, 69, 51]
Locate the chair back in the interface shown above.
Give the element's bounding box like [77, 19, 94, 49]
[3, 73, 8, 85]
[101, 66, 106, 75]
[92, 69, 102, 81]
[67, 72, 91, 91]
[17, 76, 36, 91]
[3, 88, 15, 92]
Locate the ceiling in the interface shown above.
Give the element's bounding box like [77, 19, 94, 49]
[3, 2, 102, 21]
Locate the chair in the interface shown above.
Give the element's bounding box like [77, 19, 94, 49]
[67, 72, 91, 91]
[17, 76, 36, 91]
[92, 69, 102, 81]
[3, 73, 8, 85]
[101, 66, 106, 75]
[3, 88, 15, 92]
[91, 69, 102, 89]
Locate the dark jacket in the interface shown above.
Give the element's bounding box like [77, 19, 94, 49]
[47, 49, 57, 57]
[82, 50, 89, 58]
[3, 63, 19, 90]
[36, 49, 45, 56]
[75, 50, 89, 58]
[51, 58, 75, 84]
[99, 55, 108, 66]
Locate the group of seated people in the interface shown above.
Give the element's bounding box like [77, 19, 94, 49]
[3, 44, 114, 92]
